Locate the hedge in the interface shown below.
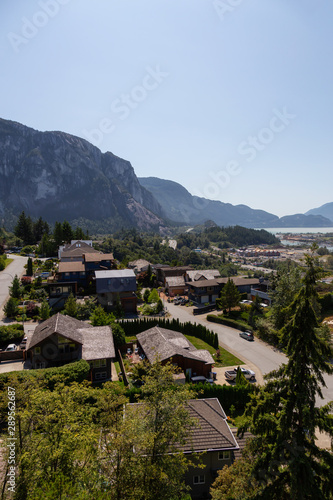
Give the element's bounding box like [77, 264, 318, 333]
[193, 382, 257, 412]
[121, 318, 219, 349]
[0, 359, 91, 391]
[0, 323, 24, 349]
[207, 314, 251, 332]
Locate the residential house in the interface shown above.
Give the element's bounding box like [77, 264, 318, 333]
[185, 269, 221, 282]
[54, 240, 114, 293]
[187, 279, 222, 305]
[58, 240, 96, 261]
[95, 269, 137, 314]
[165, 275, 187, 297]
[136, 326, 214, 378]
[26, 313, 115, 382]
[188, 277, 269, 305]
[128, 398, 239, 499]
[128, 259, 151, 274]
[184, 398, 239, 498]
[155, 265, 193, 287]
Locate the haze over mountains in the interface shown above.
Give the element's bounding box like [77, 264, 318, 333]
[0, 118, 332, 232]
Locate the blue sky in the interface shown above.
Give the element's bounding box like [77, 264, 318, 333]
[1, 0, 332, 217]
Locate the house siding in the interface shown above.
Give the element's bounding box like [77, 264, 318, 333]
[185, 451, 233, 499]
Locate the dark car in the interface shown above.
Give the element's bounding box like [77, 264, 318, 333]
[239, 331, 254, 341]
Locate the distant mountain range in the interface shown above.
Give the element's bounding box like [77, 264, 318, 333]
[0, 118, 166, 233]
[139, 177, 333, 228]
[305, 203, 333, 223]
[0, 117, 332, 232]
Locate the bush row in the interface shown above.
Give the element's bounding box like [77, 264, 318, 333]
[0, 359, 90, 391]
[0, 323, 24, 348]
[193, 382, 257, 412]
[207, 314, 250, 332]
[121, 318, 219, 349]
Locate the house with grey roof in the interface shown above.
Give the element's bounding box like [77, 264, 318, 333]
[184, 398, 239, 498]
[26, 313, 115, 382]
[136, 326, 214, 378]
[95, 269, 137, 313]
[185, 269, 221, 282]
[128, 398, 239, 499]
[165, 275, 187, 297]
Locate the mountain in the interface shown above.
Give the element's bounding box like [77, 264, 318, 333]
[0, 118, 166, 233]
[138, 177, 279, 227]
[305, 202, 333, 223]
[267, 213, 333, 228]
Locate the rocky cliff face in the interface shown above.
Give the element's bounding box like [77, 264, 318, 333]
[0, 118, 165, 231]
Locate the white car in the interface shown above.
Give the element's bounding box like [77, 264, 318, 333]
[5, 344, 17, 351]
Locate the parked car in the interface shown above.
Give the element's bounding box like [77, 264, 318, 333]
[239, 331, 254, 341]
[173, 298, 180, 305]
[20, 337, 28, 349]
[5, 344, 17, 351]
[225, 367, 256, 381]
[127, 348, 132, 355]
[190, 375, 214, 384]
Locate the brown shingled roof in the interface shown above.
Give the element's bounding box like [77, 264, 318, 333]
[84, 253, 114, 262]
[27, 313, 91, 350]
[58, 261, 85, 273]
[137, 327, 214, 365]
[182, 399, 239, 453]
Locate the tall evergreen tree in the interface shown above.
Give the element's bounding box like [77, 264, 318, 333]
[216, 278, 240, 313]
[10, 274, 22, 299]
[26, 257, 33, 276]
[33, 216, 50, 242]
[215, 255, 333, 499]
[53, 221, 63, 246]
[62, 220, 73, 243]
[14, 211, 34, 245]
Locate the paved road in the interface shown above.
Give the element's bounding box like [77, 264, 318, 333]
[165, 302, 333, 406]
[0, 255, 27, 316]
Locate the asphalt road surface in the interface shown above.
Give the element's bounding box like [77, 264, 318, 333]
[0, 255, 27, 317]
[165, 301, 333, 406]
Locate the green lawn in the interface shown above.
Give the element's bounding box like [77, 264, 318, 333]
[4, 258, 13, 268]
[185, 335, 244, 367]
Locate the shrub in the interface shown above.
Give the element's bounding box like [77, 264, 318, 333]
[207, 314, 249, 331]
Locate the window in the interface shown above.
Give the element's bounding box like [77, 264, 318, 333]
[218, 451, 230, 460]
[193, 475, 205, 485]
[34, 347, 41, 355]
[95, 372, 107, 380]
[93, 360, 101, 368]
[35, 362, 45, 369]
[100, 359, 106, 367]
[59, 343, 76, 354]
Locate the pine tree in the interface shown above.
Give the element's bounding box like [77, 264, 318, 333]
[40, 300, 51, 320]
[230, 254, 333, 499]
[10, 275, 22, 299]
[62, 220, 73, 243]
[63, 293, 77, 318]
[53, 222, 63, 246]
[26, 257, 33, 276]
[14, 211, 34, 245]
[216, 278, 240, 314]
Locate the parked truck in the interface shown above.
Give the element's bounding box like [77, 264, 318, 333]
[224, 367, 256, 381]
